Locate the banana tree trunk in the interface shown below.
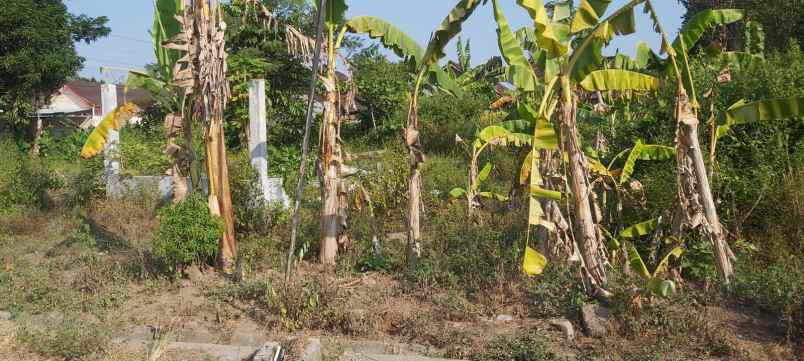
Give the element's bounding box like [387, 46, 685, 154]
[405, 74, 426, 265]
[205, 121, 237, 273]
[319, 70, 340, 266]
[536, 150, 573, 261]
[559, 77, 608, 294]
[183, 114, 201, 192]
[466, 151, 478, 217]
[166, 113, 189, 203]
[31, 112, 43, 156]
[675, 90, 735, 283]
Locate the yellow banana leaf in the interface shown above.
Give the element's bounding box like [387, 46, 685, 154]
[80, 102, 140, 159]
[523, 246, 547, 276]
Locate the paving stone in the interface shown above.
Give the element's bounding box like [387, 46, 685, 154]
[340, 352, 466, 361]
[581, 303, 611, 338]
[0, 311, 12, 321]
[167, 341, 267, 361]
[301, 337, 323, 361]
[230, 322, 269, 346]
[250, 342, 283, 361]
[549, 318, 575, 341]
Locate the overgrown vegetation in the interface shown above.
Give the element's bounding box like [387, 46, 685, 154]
[1, 0, 802, 360]
[153, 193, 225, 271]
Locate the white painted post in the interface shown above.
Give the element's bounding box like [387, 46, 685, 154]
[249, 79, 289, 209]
[101, 83, 120, 198]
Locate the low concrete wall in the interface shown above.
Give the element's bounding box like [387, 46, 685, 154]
[108, 175, 289, 208]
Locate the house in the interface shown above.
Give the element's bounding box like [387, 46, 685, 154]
[37, 80, 154, 132]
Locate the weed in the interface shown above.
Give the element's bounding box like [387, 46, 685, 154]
[476, 330, 555, 361]
[16, 314, 111, 361]
[522, 264, 586, 319]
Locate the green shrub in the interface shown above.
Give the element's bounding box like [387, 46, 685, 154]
[153, 193, 224, 270]
[118, 124, 170, 176]
[0, 137, 60, 210]
[409, 207, 525, 291]
[38, 129, 88, 161]
[731, 257, 804, 338]
[67, 157, 104, 208]
[352, 46, 409, 131]
[419, 93, 492, 155]
[228, 150, 289, 236]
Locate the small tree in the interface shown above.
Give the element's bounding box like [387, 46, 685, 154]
[0, 0, 109, 154]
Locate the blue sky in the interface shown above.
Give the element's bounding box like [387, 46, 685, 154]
[66, 0, 684, 80]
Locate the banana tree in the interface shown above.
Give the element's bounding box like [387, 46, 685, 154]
[160, 0, 238, 273]
[449, 125, 529, 214]
[80, 0, 197, 203]
[498, 0, 662, 296]
[236, 0, 344, 265]
[345, 0, 485, 264]
[315, 0, 351, 265]
[622, 221, 684, 298]
[643, 2, 742, 283]
[588, 142, 675, 269]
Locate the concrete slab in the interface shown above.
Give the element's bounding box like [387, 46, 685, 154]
[340, 352, 466, 361]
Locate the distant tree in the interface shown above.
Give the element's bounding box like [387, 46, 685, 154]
[352, 45, 409, 131]
[678, 0, 804, 52]
[223, 0, 315, 148]
[0, 0, 109, 152]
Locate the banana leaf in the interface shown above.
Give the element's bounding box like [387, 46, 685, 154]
[493, 0, 536, 91]
[717, 97, 804, 139]
[345, 16, 424, 66]
[580, 69, 661, 92]
[421, 0, 484, 68]
[523, 246, 547, 276]
[80, 103, 141, 158]
[620, 218, 657, 239]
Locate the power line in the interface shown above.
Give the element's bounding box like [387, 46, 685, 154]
[83, 44, 150, 56]
[83, 59, 144, 69]
[108, 34, 152, 45]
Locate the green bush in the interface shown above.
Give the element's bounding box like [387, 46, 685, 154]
[352, 46, 410, 131]
[731, 257, 804, 338]
[523, 264, 586, 319]
[67, 157, 104, 208]
[118, 123, 171, 176]
[0, 137, 60, 210]
[419, 93, 492, 155]
[153, 193, 224, 270]
[409, 207, 525, 291]
[228, 150, 289, 236]
[38, 129, 88, 160]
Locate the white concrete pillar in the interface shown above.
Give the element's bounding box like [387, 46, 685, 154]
[101, 83, 120, 198]
[249, 79, 289, 208]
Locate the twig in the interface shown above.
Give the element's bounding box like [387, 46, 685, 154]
[285, 0, 328, 283]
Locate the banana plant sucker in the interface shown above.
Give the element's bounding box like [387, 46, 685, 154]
[404, 0, 485, 265]
[644, 0, 734, 283]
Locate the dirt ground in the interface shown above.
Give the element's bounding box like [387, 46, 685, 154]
[0, 206, 800, 361]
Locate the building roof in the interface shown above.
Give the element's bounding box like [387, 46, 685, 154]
[63, 80, 154, 109]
